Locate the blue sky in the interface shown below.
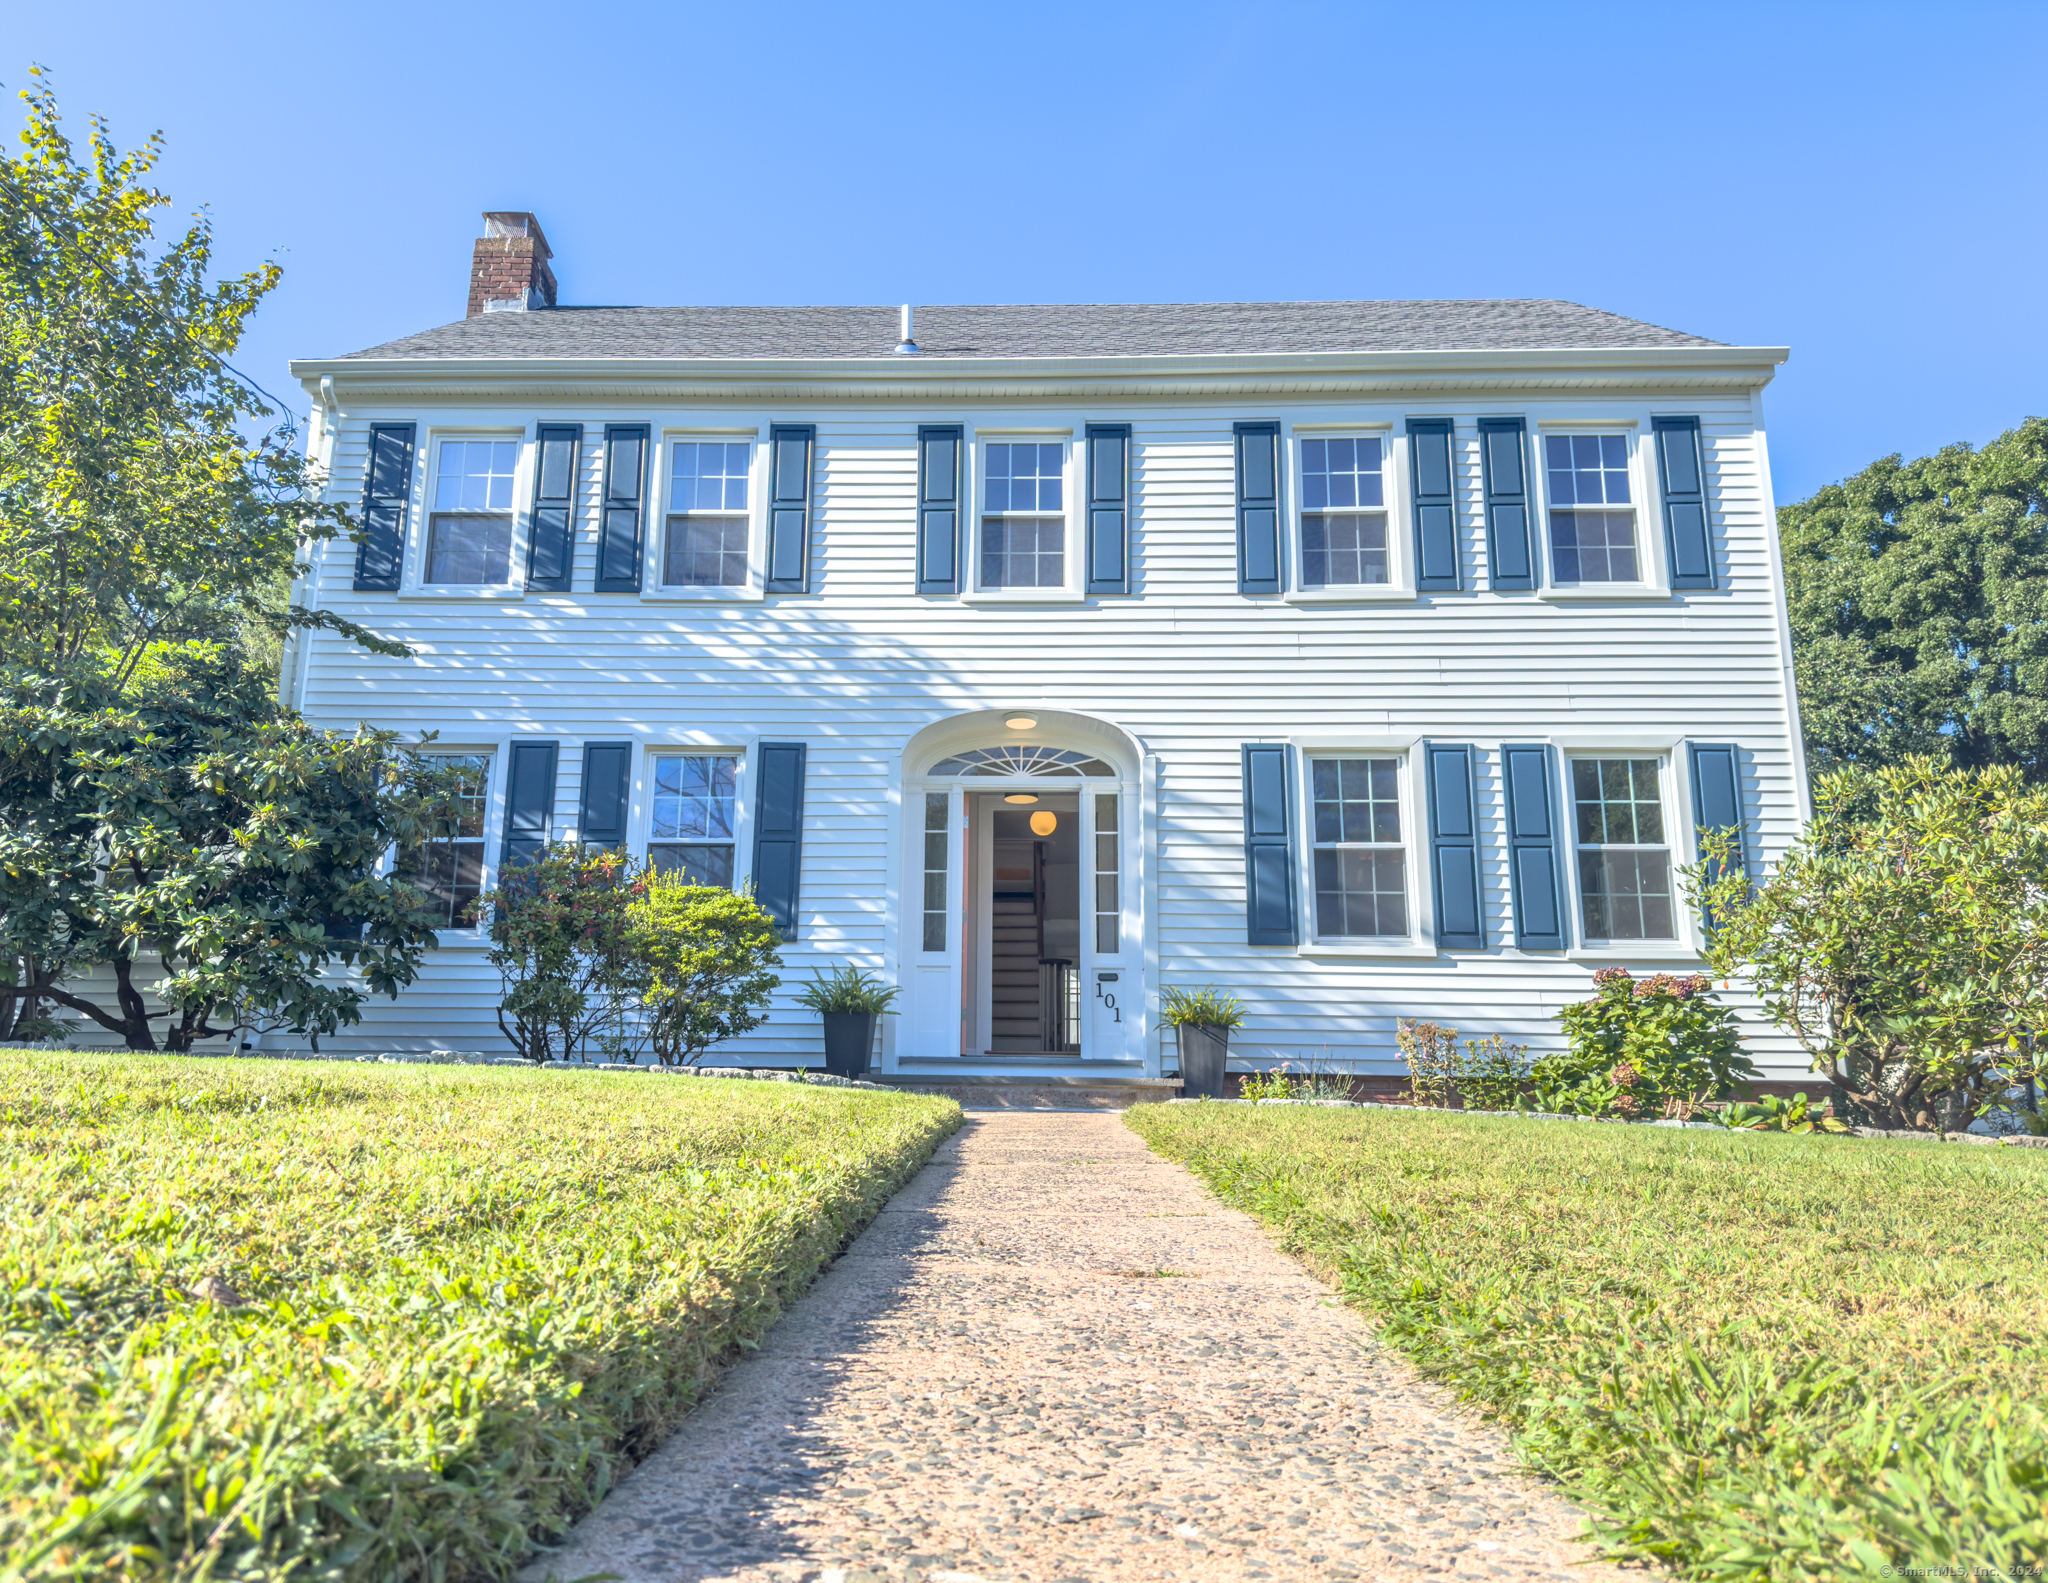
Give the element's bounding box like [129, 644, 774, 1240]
[8, 0, 2044, 503]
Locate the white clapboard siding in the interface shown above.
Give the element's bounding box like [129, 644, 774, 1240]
[265, 385, 1817, 1079]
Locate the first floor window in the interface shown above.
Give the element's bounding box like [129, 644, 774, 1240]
[426, 439, 518, 583]
[981, 441, 1065, 588]
[650, 753, 739, 885]
[664, 441, 751, 587]
[1572, 757, 1673, 939]
[1545, 433, 1637, 584]
[401, 752, 491, 927]
[1301, 436, 1389, 587]
[1311, 757, 1407, 937]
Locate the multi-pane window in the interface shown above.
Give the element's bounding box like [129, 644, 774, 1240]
[1311, 758, 1408, 937]
[1545, 434, 1638, 583]
[401, 752, 491, 927]
[425, 440, 518, 584]
[664, 442, 751, 587]
[981, 442, 1065, 588]
[1300, 437, 1389, 587]
[1572, 758, 1674, 939]
[921, 793, 949, 952]
[1093, 794, 1120, 954]
[650, 754, 740, 886]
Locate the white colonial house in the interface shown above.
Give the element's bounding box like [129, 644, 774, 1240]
[273, 211, 1807, 1094]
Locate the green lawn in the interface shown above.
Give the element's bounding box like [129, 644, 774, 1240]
[1126, 1104, 2048, 1580]
[2, 1053, 959, 1581]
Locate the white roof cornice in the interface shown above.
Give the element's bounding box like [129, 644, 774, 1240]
[291, 344, 1788, 407]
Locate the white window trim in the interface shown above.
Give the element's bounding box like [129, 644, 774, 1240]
[398, 426, 531, 599]
[1558, 748, 1705, 960]
[1293, 746, 1437, 959]
[1283, 423, 1417, 603]
[643, 430, 766, 603]
[635, 740, 753, 891]
[962, 431, 1086, 605]
[1533, 424, 1671, 601]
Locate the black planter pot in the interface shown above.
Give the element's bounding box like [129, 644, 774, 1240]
[821, 1011, 878, 1078]
[1176, 1023, 1230, 1098]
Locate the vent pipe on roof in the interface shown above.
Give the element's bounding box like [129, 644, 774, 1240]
[893, 304, 920, 355]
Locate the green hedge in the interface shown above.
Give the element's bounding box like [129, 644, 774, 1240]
[2, 1053, 959, 1579]
[1127, 1104, 2048, 1580]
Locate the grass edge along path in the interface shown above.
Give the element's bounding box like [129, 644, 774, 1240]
[1124, 1103, 2048, 1582]
[2, 1053, 960, 1581]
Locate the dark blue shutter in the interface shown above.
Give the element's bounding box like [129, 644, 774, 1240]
[353, 423, 415, 591]
[578, 741, 631, 849]
[1425, 743, 1484, 950]
[1501, 743, 1564, 949]
[1479, 418, 1533, 590]
[594, 424, 648, 592]
[1085, 423, 1130, 594]
[1234, 422, 1282, 596]
[766, 424, 815, 594]
[1687, 743, 1749, 920]
[1656, 417, 1716, 590]
[1407, 419, 1460, 591]
[916, 426, 961, 594]
[752, 742, 807, 940]
[501, 740, 559, 868]
[1242, 744, 1295, 945]
[526, 423, 580, 591]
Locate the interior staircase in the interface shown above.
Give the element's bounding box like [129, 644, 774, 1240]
[989, 894, 1045, 1050]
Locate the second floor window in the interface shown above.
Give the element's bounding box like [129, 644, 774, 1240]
[1301, 437, 1388, 587]
[426, 440, 518, 584]
[1311, 757, 1407, 937]
[399, 751, 491, 927]
[1573, 757, 1673, 939]
[981, 442, 1065, 588]
[1546, 434, 1637, 584]
[665, 442, 751, 587]
[650, 753, 740, 886]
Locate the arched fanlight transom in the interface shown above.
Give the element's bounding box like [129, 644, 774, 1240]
[928, 745, 1117, 778]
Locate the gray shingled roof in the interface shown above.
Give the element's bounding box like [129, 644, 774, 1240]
[338, 299, 1722, 361]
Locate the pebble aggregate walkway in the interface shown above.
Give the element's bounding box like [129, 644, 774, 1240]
[525, 1111, 1622, 1583]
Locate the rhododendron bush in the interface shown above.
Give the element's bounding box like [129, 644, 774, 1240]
[479, 847, 781, 1063]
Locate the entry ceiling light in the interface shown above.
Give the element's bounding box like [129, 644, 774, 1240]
[1004, 793, 1039, 805]
[1030, 811, 1057, 836]
[1004, 715, 1037, 730]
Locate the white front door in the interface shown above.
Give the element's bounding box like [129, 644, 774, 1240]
[896, 777, 1136, 1064]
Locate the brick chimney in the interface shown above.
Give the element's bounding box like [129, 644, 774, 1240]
[467, 212, 557, 317]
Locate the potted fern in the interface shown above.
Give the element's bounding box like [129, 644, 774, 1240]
[1162, 985, 1245, 1099]
[793, 966, 900, 1077]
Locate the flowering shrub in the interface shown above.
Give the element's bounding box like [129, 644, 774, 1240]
[479, 848, 781, 1064]
[1534, 968, 1758, 1118]
[1398, 1020, 1460, 1107]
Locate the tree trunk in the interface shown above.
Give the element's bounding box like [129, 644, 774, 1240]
[110, 957, 158, 1050]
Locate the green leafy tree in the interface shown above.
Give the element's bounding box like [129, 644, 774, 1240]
[1688, 757, 2048, 1131]
[635, 871, 782, 1065]
[0, 648, 463, 1050]
[1779, 417, 2048, 778]
[0, 69, 397, 686]
[0, 76, 438, 1048]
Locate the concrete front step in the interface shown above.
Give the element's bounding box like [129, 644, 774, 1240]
[865, 1073, 1182, 1110]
